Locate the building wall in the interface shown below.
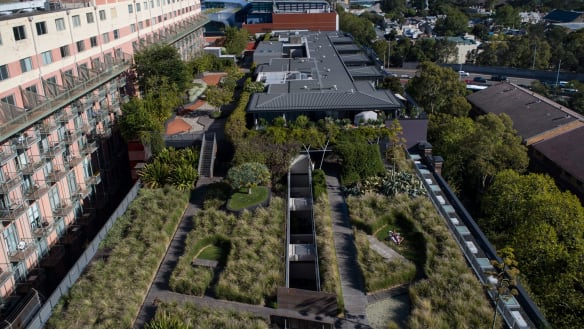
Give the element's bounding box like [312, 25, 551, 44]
[0, 0, 205, 303]
[242, 12, 337, 34]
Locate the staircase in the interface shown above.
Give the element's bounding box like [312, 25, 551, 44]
[198, 133, 216, 178]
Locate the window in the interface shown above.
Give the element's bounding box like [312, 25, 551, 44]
[138, 21, 143, 29]
[41, 51, 53, 65]
[156, 0, 160, 6]
[0, 94, 15, 105]
[48, 186, 60, 210]
[76, 40, 85, 52]
[27, 203, 41, 230]
[0, 65, 8, 81]
[72, 15, 81, 27]
[151, 17, 156, 26]
[102, 32, 110, 43]
[128, 4, 133, 13]
[90, 36, 98, 47]
[55, 18, 66, 31]
[130, 24, 136, 33]
[86, 12, 94, 23]
[136, 3, 141, 11]
[144, 1, 148, 9]
[113, 29, 119, 39]
[13, 25, 26, 40]
[99, 10, 106, 20]
[20, 57, 33, 73]
[150, 0, 154, 8]
[35, 21, 47, 35]
[25, 84, 37, 93]
[3, 225, 19, 254]
[60, 45, 70, 58]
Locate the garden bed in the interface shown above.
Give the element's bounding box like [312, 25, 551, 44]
[47, 187, 189, 329]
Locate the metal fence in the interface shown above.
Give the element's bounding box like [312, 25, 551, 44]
[25, 181, 141, 329]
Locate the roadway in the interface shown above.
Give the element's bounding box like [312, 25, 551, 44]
[385, 67, 536, 87]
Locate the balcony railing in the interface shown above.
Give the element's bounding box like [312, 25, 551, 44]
[45, 169, 67, 184]
[55, 110, 76, 124]
[22, 183, 49, 201]
[32, 221, 53, 238]
[0, 173, 22, 193]
[95, 110, 109, 122]
[19, 156, 45, 174]
[86, 171, 101, 186]
[64, 130, 82, 145]
[0, 52, 133, 142]
[0, 202, 26, 220]
[13, 131, 41, 150]
[52, 202, 73, 217]
[81, 141, 98, 155]
[63, 155, 83, 170]
[46, 141, 65, 158]
[0, 144, 17, 165]
[7, 242, 36, 263]
[38, 121, 58, 135]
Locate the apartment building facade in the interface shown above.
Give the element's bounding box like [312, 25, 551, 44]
[0, 0, 207, 311]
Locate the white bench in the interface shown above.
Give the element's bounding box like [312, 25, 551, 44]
[450, 217, 460, 225]
[436, 195, 446, 205]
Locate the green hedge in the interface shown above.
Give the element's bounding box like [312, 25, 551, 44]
[47, 187, 189, 329]
[225, 91, 250, 143]
[312, 169, 327, 201]
[335, 142, 384, 185]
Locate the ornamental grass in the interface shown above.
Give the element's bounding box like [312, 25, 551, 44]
[47, 187, 189, 329]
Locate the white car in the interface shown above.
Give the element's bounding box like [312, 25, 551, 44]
[458, 71, 470, 77]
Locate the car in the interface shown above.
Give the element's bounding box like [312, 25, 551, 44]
[491, 75, 508, 81]
[473, 76, 487, 84]
[458, 70, 470, 77]
[400, 74, 411, 79]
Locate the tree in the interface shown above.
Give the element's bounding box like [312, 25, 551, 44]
[205, 85, 233, 108]
[134, 44, 189, 90]
[406, 61, 469, 115]
[493, 5, 521, 28]
[227, 162, 271, 194]
[338, 9, 376, 46]
[433, 6, 468, 36]
[378, 76, 404, 94]
[139, 147, 199, 190]
[224, 27, 249, 55]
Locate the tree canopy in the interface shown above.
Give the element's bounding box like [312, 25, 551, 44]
[134, 44, 190, 90]
[433, 6, 468, 37]
[224, 27, 250, 55]
[406, 61, 470, 116]
[227, 162, 271, 193]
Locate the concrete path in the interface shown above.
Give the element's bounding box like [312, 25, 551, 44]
[367, 236, 406, 262]
[325, 172, 371, 329]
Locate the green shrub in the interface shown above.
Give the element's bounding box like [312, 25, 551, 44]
[149, 302, 269, 329]
[312, 169, 327, 201]
[204, 181, 232, 209]
[335, 142, 384, 185]
[47, 187, 189, 329]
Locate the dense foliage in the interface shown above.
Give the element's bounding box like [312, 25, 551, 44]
[189, 52, 236, 75]
[337, 5, 376, 46]
[224, 27, 250, 55]
[406, 62, 470, 116]
[347, 194, 497, 328]
[226, 162, 271, 192]
[170, 199, 286, 305]
[343, 169, 427, 198]
[480, 170, 584, 329]
[48, 187, 189, 329]
[335, 141, 385, 185]
[148, 302, 269, 329]
[134, 44, 190, 90]
[139, 147, 199, 191]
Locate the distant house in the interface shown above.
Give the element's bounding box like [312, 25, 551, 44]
[435, 36, 480, 64]
[247, 31, 402, 123]
[467, 82, 584, 201]
[543, 9, 584, 23]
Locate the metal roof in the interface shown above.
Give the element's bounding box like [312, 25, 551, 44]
[249, 31, 401, 113]
[532, 126, 584, 182]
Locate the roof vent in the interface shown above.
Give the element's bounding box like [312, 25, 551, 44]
[302, 85, 308, 89]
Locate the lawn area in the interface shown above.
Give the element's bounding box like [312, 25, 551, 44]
[198, 244, 224, 261]
[226, 186, 269, 211]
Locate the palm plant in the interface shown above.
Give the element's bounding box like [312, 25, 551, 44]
[169, 164, 198, 191]
[146, 311, 192, 329]
[139, 161, 171, 188]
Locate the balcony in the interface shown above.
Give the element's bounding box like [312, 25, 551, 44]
[13, 131, 41, 150]
[0, 202, 26, 220]
[45, 169, 67, 185]
[55, 110, 76, 124]
[52, 202, 73, 217]
[0, 144, 17, 165]
[22, 183, 49, 201]
[8, 242, 36, 263]
[81, 141, 98, 155]
[86, 171, 101, 186]
[38, 121, 58, 135]
[0, 52, 133, 143]
[19, 156, 45, 175]
[46, 141, 65, 158]
[63, 130, 82, 145]
[32, 221, 53, 238]
[95, 110, 109, 122]
[63, 155, 83, 170]
[0, 173, 22, 193]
